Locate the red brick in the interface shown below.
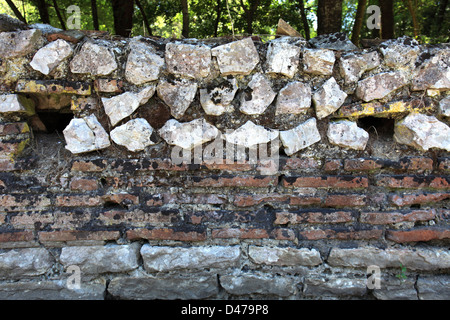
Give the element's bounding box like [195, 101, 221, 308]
[39, 230, 120, 242]
[270, 228, 296, 240]
[299, 228, 382, 240]
[323, 159, 342, 172]
[390, 193, 450, 206]
[344, 158, 383, 171]
[283, 176, 368, 189]
[55, 195, 102, 207]
[0, 231, 34, 243]
[376, 175, 450, 189]
[0, 194, 51, 211]
[323, 194, 366, 207]
[102, 193, 139, 206]
[211, 228, 269, 239]
[98, 209, 179, 225]
[69, 177, 99, 191]
[386, 228, 450, 243]
[71, 159, 107, 172]
[396, 157, 433, 172]
[0, 157, 35, 172]
[274, 210, 353, 224]
[281, 158, 320, 170]
[94, 79, 123, 93]
[233, 194, 321, 207]
[360, 209, 436, 225]
[126, 228, 206, 241]
[191, 175, 278, 188]
[0, 122, 29, 136]
[203, 162, 254, 171]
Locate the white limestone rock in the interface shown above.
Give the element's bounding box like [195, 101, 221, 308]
[125, 38, 165, 85]
[159, 118, 219, 150]
[439, 96, 450, 117]
[200, 78, 238, 116]
[0, 94, 28, 113]
[265, 38, 301, 78]
[102, 85, 155, 126]
[412, 49, 450, 91]
[165, 42, 211, 79]
[0, 29, 42, 59]
[157, 79, 197, 119]
[275, 81, 311, 115]
[355, 71, 407, 102]
[63, 115, 110, 154]
[394, 113, 450, 152]
[30, 39, 73, 75]
[279, 118, 321, 155]
[339, 51, 381, 84]
[303, 48, 335, 76]
[240, 73, 276, 115]
[313, 77, 347, 119]
[110, 118, 155, 152]
[224, 121, 279, 148]
[379, 37, 420, 70]
[211, 38, 259, 75]
[70, 41, 117, 76]
[327, 120, 369, 150]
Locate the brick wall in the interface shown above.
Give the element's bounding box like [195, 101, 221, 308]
[0, 27, 449, 300]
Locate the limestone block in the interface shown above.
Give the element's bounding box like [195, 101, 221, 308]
[275, 81, 311, 115]
[70, 41, 117, 76]
[211, 38, 259, 75]
[157, 79, 197, 119]
[200, 78, 238, 116]
[30, 39, 73, 75]
[313, 77, 347, 119]
[223, 120, 279, 148]
[339, 51, 381, 84]
[165, 42, 211, 79]
[265, 38, 301, 78]
[125, 38, 164, 85]
[356, 71, 407, 102]
[0, 29, 42, 58]
[110, 118, 156, 152]
[279, 118, 321, 155]
[303, 48, 335, 76]
[327, 120, 369, 150]
[240, 73, 276, 115]
[63, 115, 110, 154]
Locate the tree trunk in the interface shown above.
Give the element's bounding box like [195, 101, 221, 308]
[351, 0, 367, 45]
[317, 0, 343, 35]
[34, 0, 50, 24]
[111, 0, 134, 37]
[52, 0, 66, 30]
[240, 0, 260, 35]
[298, 0, 310, 40]
[5, 0, 27, 23]
[436, 0, 448, 33]
[379, 0, 394, 39]
[404, 0, 419, 37]
[91, 0, 99, 30]
[136, 0, 152, 36]
[181, 0, 189, 38]
[214, 0, 222, 37]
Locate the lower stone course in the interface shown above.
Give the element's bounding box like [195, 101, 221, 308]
[0, 244, 448, 300]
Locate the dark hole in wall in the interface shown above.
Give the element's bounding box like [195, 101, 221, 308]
[358, 117, 395, 138]
[35, 111, 73, 133]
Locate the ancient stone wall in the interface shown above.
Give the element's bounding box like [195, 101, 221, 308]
[0, 27, 449, 300]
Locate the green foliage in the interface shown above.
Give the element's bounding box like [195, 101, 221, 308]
[0, 0, 448, 43]
[396, 263, 407, 282]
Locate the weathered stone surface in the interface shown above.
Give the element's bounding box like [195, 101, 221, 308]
[110, 118, 155, 152]
[60, 244, 140, 274]
[265, 38, 301, 78]
[211, 38, 259, 75]
[165, 42, 211, 79]
[276, 18, 302, 37]
[309, 32, 358, 51]
[157, 79, 197, 119]
[240, 73, 276, 115]
[159, 118, 219, 150]
[275, 81, 311, 115]
[327, 120, 369, 150]
[224, 120, 279, 148]
[70, 42, 117, 76]
[0, 280, 105, 300]
[280, 118, 321, 155]
[339, 51, 381, 84]
[303, 48, 335, 76]
[30, 39, 73, 75]
[372, 276, 417, 300]
[439, 96, 450, 117]
[313, 77, 347, 119]
[412, 50, 450, 91]
[63, 115, 110, 154]
[304, 277, 367, 298]
[0, 248, 53, 279]
[356, 71, 407, 102]
[0, 29, 42, 58]
[0, 13, 27, 32]
[200, 78, 238, 115]
[125, 38, 164, 85]
[0, 94, 34, 115]
[102, 86, 155, 126]
[108, 274, 218, 300]
[15, 79, 91, 95]
[394, 113, 450, 152]
[141, 245, 240, 272]
[379, 37, 420, 70]
[248, 246, 321, 266]
[417, 275, 450, 300]
[220, 273, 296, 297]
[328, 247, 450, 271]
